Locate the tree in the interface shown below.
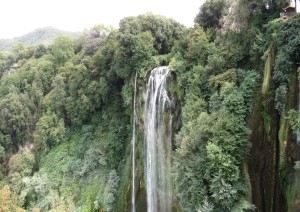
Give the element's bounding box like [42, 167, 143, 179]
[50, 36, 75, 66]
[275, 15, 300, 85]
[115, 30, 157, 78]
[103, 170, 120, 212]
[35, 58, 55, 94]
[239, 70, 261, 114]
[0, 185, 25, 212]
[65, 62, 108, 125]
[174, 83, 252, 211]
[43, 75, 66, 116]
[21, 174, 75, 211]
[273, 15, 300, 114]
[126, 31, 157, 76]
[35, 110, 65, 151]
[0, 90, 34, 147]
[74, 24, 111, 55]
[12, 43, 28, 61]
[8, 149, 35, 193]
[0, 51, 14, 75]
[186, 25, 209, 66]
[119, 13, 185, 54]
[194, 0, 227, 29]
[34, 44, 47, 58]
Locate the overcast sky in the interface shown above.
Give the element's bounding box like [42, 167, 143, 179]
[0, 0, 204, 39]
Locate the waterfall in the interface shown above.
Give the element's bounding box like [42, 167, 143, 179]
[144, 66, 172, 212]
[131, 72, 138, 212]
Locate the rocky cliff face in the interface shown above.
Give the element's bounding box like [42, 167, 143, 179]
[247, 46, 299, 212]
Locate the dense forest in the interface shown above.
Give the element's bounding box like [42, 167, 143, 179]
[0, 0, 300, 211]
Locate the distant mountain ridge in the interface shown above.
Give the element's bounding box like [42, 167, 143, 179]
[0, 26, 80, 51]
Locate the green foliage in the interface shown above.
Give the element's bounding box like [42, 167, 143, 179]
[22, 174, 53, 210]
[194, 0, 227, 29]
[217, 31, 246, 68]
[0, 144, 4, 161]
[0, 27, 79, 52]
[209, 174, 238, 209]
[129, 31, 157, 73]
[114, 146, 132, 211]
[288, 109, 300, 133]
[175, 83, 251, 211]
[43, 75, 66, 116]
[35, 58, 55, 94]
[119, 13, 185, 55]
[169, 53, 188, 85]
[169, 26, 208, 88]
[32, 131, 111, 211]
[38, 138, 78, 187]
[92, 31, 119, 78]
[115, 13, 186, 78]
[121, 82, 133, 106]
[0, 72, 22, 97]
[9, 150, 35, 178]
[265, 18, 285, 45]
[80, 143, 107, 176]
[50, 36, 75, 66]
[275, 84, 287, 114]
[21, 174, 75, 211]
[95, 99, 130, 168]
[200, 44, 226, 99]
[186, 25, 209, 65]
[0, 7, 294, 211]
[209, 68, 237, 92]
[0, 51, 14, 74]
[239, 70, 261, 114]
[0, 90, 34, 147]
[210, 83, 247, 121]
[8, 149, 35, 193]
[12, 43, 32, 61]
[116, 30, 157, 78]
[35, 110, 65, 151]
[197, 198, 214, 212]
[65, 61, 108, 125]
[249, 28, 264, 65]
[103, 170, 120, 212]
[221, 84, 247, 120]
[275, 15, 300, 82]
[273, 15, 300, 113]
[33, 44, 48, 58]
[75, 25, 111, 55]
[0, 133, 12, 154]
[231, 198, 256, 212]
[0, 185, 25, 212]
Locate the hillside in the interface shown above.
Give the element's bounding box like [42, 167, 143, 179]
[0, 27, 80, 51]
[0, 1, 299, 212]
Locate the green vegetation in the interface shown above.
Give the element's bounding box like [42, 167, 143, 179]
[0, 27, 79, 52]
[0, 3, 299, 212]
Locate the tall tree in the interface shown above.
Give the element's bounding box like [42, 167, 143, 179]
[194, 0, 227, 29]
[50, 36, 75, 67]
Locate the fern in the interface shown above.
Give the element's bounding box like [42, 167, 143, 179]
[197, 198, 214, 212]
[232, 198, 256, 212]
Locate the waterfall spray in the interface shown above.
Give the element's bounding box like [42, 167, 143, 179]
[131, 72, 138, 212]
[144, 66, 172, 212]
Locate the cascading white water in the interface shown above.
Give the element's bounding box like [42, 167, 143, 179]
[144, 66, 172, 212]
[131, 72, 138, 212]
